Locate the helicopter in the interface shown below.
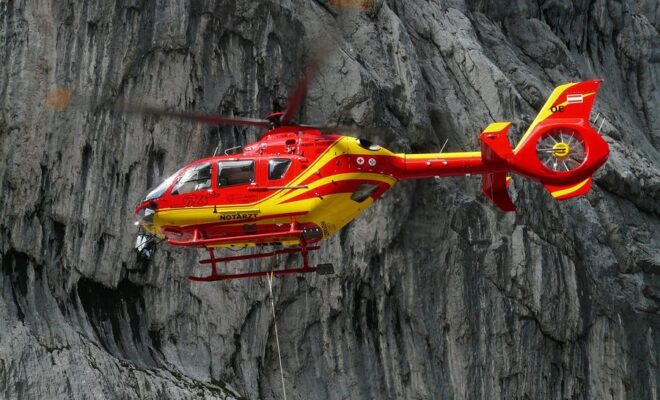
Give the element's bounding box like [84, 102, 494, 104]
[130, 77, 609, 282]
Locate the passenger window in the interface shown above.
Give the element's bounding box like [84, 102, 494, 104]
[268, 159, 291, 180]
[218, 160, 254, 187]
[171, 163, 212, 195]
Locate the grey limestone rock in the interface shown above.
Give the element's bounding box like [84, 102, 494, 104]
[0, 0, 658, 399]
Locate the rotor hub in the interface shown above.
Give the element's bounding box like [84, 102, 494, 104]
[552, 142, 571, 159]
[265, 112, 284, 127]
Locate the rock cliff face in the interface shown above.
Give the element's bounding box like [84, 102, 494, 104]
[1, 0, 658, 399]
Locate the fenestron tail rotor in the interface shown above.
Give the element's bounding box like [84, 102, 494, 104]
[536, 128, 586, 172]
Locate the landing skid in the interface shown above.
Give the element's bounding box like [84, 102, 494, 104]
[188, 243, 334, 282]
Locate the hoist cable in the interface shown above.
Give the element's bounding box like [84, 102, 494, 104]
[267, 272, 287, 400]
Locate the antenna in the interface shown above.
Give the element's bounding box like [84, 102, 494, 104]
[591, 112, 607, 135]
[213, 135, 222, 157]
[224, 145, 242, 155]
[597, 117, 606, 135]
[439, 138, 449, 155]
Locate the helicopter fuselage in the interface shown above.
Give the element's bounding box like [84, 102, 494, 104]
[135, 126, 486, 249]
[131, 80, 609, 281]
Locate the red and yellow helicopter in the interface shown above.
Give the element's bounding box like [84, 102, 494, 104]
[131, 78, 608, 282]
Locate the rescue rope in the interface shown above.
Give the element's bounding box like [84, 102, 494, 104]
[267, 272, 287, 400]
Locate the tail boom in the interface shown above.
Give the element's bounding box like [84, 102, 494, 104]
[393, 80, 609, 211]
[393, 152, 493, 180]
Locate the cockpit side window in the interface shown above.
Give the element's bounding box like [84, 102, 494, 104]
[171, 162, 212, 195]
[268, 158, 291, 180]
[218, 160, 254, 187]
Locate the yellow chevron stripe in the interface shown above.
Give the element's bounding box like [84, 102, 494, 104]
[514, 82, 577, 152]
[282, 137, 398, 188]
[550, 178, 591, 198]
[401, 151, 481, 160]
[276, 172, 396, 204]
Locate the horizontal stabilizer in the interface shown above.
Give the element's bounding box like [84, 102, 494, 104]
[544, 177, 592, 200]
[483, 172, 515, 212]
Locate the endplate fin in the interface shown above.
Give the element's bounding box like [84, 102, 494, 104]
[483, 172, 516, 212]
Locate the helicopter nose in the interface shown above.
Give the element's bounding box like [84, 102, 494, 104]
[135, 201, 157, 225]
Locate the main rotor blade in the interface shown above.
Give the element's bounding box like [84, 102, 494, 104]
[115, 104, 272, 129]
[280, 61, 320, 125]
[279, 38, 337, 125]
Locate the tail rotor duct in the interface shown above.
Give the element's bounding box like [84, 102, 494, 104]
[536, 128, 585, 172]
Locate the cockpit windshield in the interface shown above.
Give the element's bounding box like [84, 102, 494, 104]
[171, 162, 212, 195]
[144, 168, 183, 201]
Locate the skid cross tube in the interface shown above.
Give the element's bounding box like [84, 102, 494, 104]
[169, 229, 304, 247]
[188, 241, 320, 282]
[198, 246, 320, 265]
